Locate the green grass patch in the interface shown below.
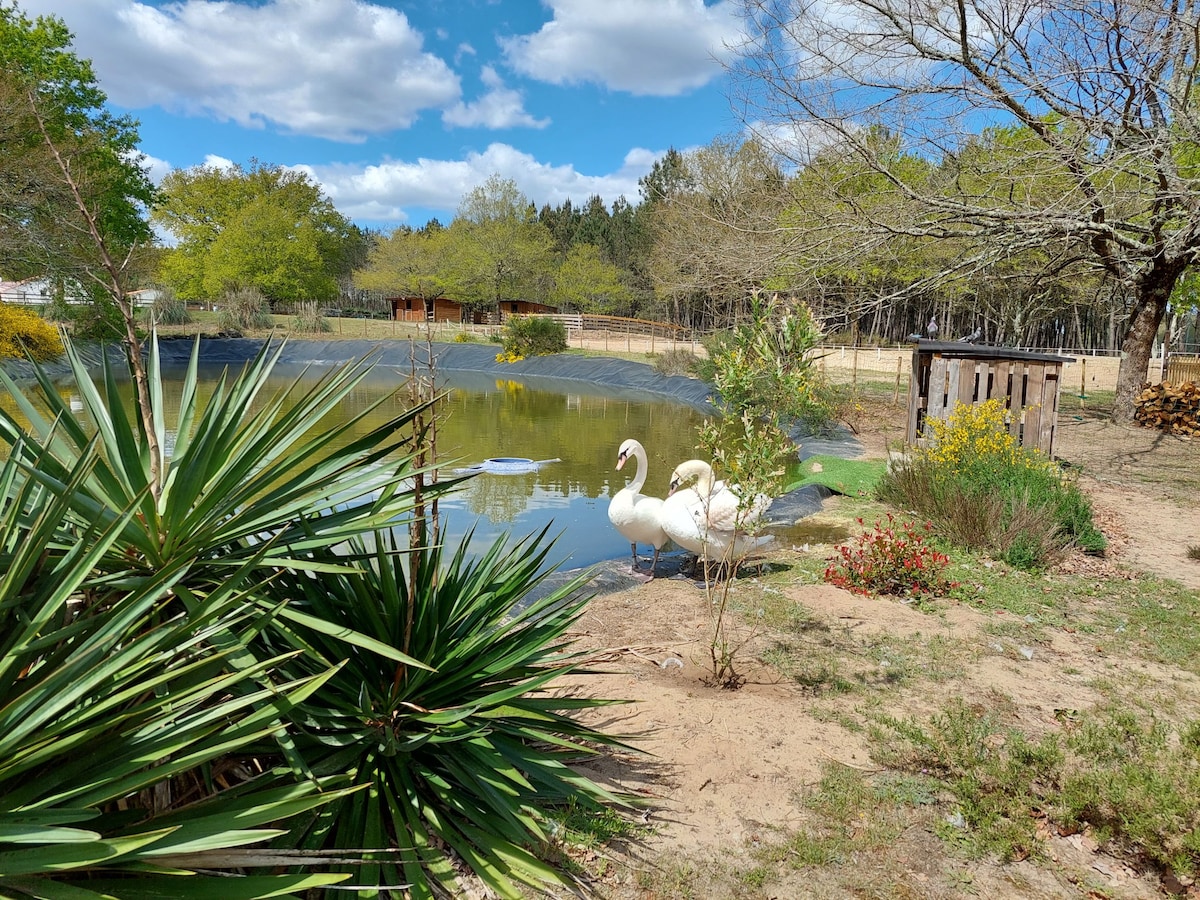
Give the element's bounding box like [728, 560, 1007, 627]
[869, 697, 1200, 878]
[787, 454, 887, 496]
[756, 764, 942, 870]
[1091, 575, 1200, 671]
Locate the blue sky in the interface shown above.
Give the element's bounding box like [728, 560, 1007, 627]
[20, 0, 746, 231]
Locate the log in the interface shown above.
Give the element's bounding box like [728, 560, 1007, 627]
[1133, 381, 1200, 436]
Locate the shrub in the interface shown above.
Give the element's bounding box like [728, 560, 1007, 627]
[291, 300, 330, 333]
[70, 295, 127, 343]
[0, 336, 630, 897]
[149, 286, 191, 325]
[653, 346, 697, 376]
[696, 295, 832, 423]
[879, 399, 1105, 569]
[216, 286, 274, 333]
[501, 315, 567, 358]
[0, 302, 62, 360]
[453, 330, 478, 343]
[40, 292, 72, 323]
[824, 514, 955, 598]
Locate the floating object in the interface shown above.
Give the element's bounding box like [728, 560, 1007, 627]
[453, 457, 561, 475]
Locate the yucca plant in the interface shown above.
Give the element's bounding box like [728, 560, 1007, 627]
[0, 333, 459, 585]
[0, 444, 356, 898]
[257, 528, 636, 899]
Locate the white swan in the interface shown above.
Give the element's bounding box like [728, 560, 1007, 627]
[662, 460, 773, 563]
[607, 438, 668, 577]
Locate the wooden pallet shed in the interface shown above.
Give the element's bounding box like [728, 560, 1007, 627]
[906, 340, 1074, 456]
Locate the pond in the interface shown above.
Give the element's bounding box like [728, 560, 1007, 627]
[37, 363, 715, 571]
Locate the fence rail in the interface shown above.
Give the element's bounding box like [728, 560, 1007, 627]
[1167, 355, 1200, 385]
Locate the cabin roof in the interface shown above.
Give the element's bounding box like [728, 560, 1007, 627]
[911, 339, 1075, 364]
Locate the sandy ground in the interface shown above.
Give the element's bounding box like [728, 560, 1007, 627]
[555, 403, 1200, 900]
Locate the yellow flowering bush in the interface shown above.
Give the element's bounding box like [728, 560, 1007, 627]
[495, 350, 524, 363]
[919, 399, 1054, 475]
[0, 303, 63, 361]
[880, 398, 1105, 568]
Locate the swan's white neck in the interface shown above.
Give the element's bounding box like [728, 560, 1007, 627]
[624, 443, 648, 493]
[676, 460, 715, 497]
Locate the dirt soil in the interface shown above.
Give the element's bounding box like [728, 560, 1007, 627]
[558, 402, 1200, 900]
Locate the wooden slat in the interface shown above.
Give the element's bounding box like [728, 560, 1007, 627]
[1023, 364, 1046, 449]
[926, 356, 949, 436]
[1008, 363, 1025, 440]
[906, 349, 924, 444]
[989, 361, 1010, 403]
[1041, 371, 1060, 454]
[958, 359, 978, 406]
[946, 359, 962, 418]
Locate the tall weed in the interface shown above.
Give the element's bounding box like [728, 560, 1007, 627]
[217, 285, 274, 333]
[149, 286, 192, 325]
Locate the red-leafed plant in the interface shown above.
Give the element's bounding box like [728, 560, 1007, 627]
[824, 514, 955, 598]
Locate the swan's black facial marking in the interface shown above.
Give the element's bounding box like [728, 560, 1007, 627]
[616, 449, 628, 470]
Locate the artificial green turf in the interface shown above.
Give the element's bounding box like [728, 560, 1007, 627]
[786, 454, 887, 496]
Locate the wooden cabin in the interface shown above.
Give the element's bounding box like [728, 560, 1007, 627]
[499, 300, 558, 320]
[906, 340, 1073, 456]
[467, 300, 561, 326]
[388, 296, 464, 324]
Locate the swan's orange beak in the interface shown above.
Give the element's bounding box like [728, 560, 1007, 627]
[615, 450, 627, 471]
[668, 477, 680, 496]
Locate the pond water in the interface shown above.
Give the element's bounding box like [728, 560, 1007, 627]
[53, 364, 717, 571]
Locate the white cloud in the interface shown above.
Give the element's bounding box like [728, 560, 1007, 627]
[297, 143, 659, 223]
[134, 151, 172, 184]
[442, 66, 550, 130]
[500, 0, 742, 96]
[24, 0, 461, 142]
[202, 154, 238, 171]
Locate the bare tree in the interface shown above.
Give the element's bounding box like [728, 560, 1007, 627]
[647, 135, 797, 328]
[733, 0, 1200, 421]
[22, 85, 164, 495]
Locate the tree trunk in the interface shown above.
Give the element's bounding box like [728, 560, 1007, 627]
[1113, 266, 1180, 423]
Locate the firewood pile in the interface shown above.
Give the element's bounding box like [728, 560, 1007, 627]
[1133, 381, 1200, 435]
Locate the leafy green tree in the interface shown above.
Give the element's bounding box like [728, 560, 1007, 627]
[0, 2, 164, 487]
[354, 224, 456, 301]
[573, 194, 611, 249]
[551, 243, 633, 314]
[153, 160, 351, 303]
[537, 198, 581, 255]
[0, 4, 155, 276]
[447, 175, 555, 307]
[205, 196, 336, 299]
